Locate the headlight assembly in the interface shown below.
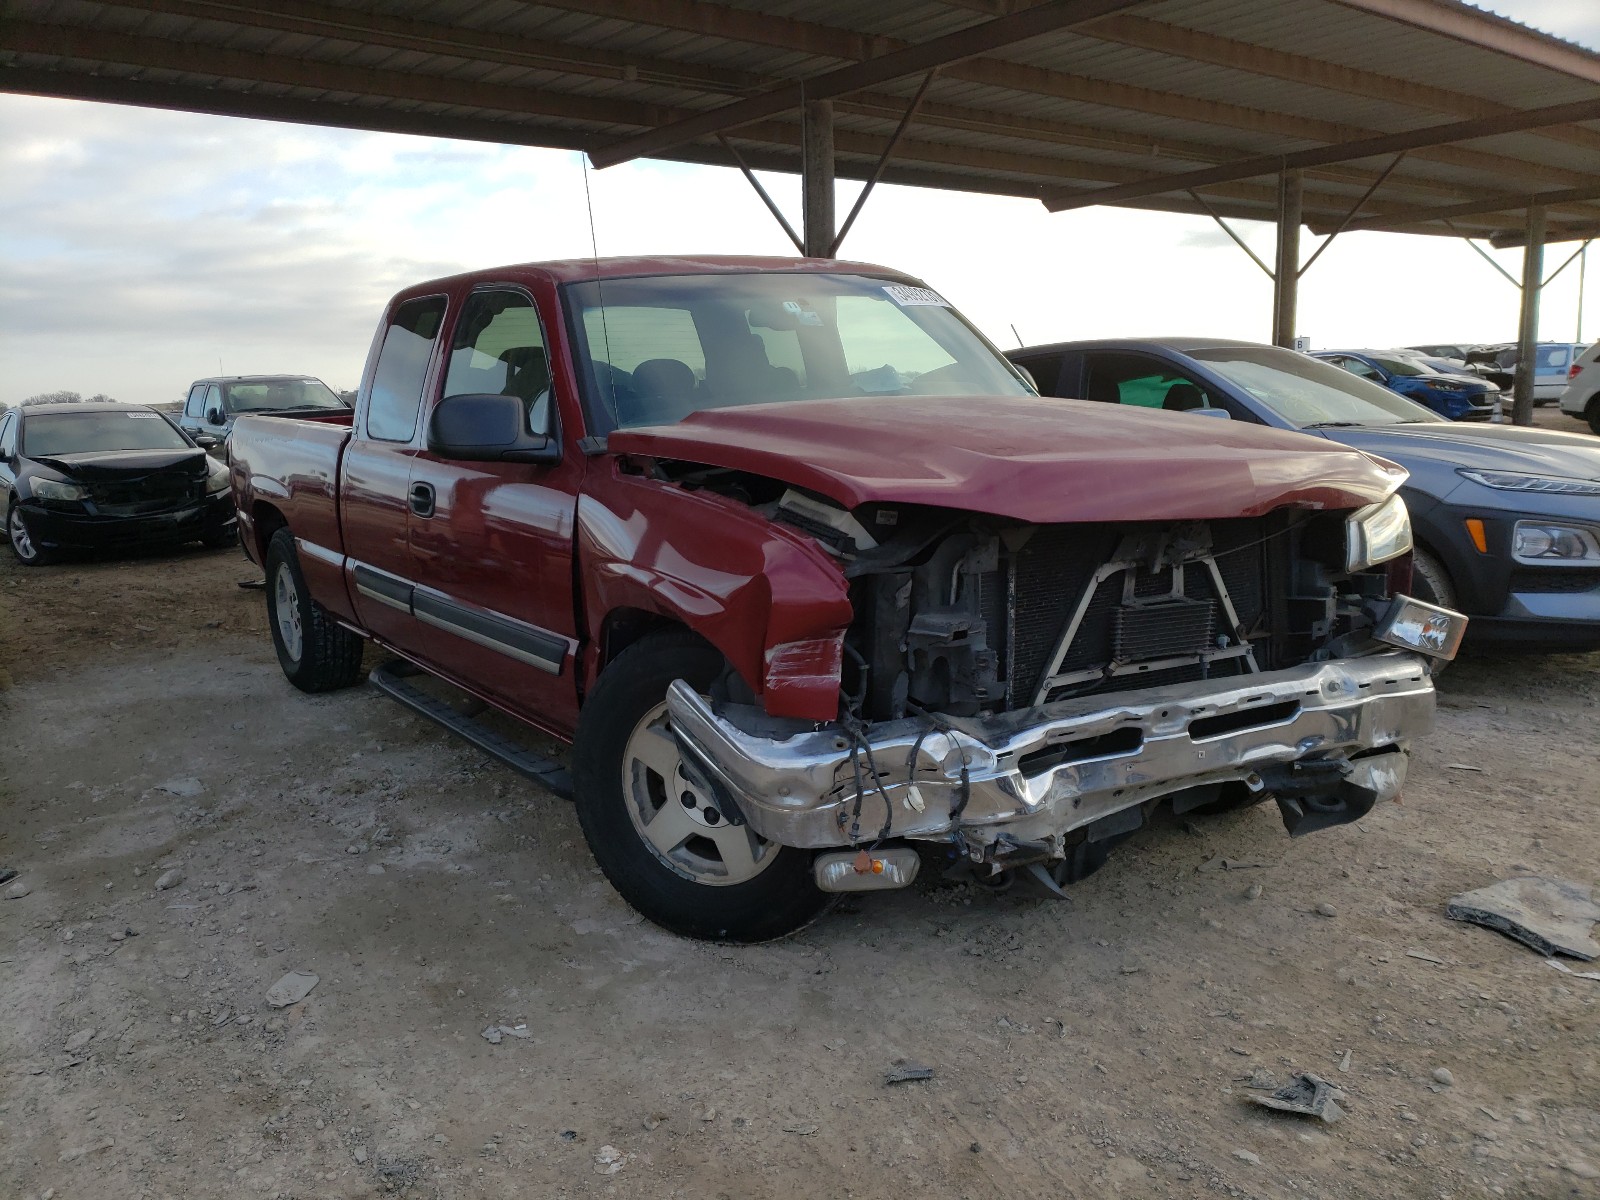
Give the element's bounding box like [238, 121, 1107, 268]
[1458, 469, 1600, 497]
[1347, 493, 1413, 572]
[205, 457, 231, 495]
[1512, 522, 1600, 564]
[32, 478, 90, 502]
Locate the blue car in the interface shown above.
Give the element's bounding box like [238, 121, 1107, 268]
[1010, 338, 1600, 652]
[1312, 349, 1500, 420]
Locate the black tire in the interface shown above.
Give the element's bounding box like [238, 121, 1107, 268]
[201, 525, 238, 550]
[1409, 546, 1456, 610]
[264, 527, 365, 692]
[1588, 400, 1600, 437]
[6, 500, 52, 566]
[571, 629, 829, 943]
[1407, 547, 1456, 675]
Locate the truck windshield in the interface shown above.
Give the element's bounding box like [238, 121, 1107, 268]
[24, 409, 193, 456]
[1188, 346, 1445, 428]
[567, 273, 1034, 429]
[225, 379, 345, 413]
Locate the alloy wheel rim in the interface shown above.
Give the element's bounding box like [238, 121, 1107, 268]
[273, 563, 304, 662]
[8, 509, 35, 560]
[621, 700, 776, 887]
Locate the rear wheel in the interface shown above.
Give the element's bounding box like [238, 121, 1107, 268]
[264, 528, 364, 692]
[571, 629, 829, 942]
[6, 502, 51, 566]
[1588, 399, 1600, 437]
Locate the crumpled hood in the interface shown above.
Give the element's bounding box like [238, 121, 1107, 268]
[32, 448, 207, 478]
[1326, 422, 1600, 479]
[609, 395, 1404, 522]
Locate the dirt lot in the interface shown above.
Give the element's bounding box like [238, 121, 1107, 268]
[2, 525, 1598, 1199]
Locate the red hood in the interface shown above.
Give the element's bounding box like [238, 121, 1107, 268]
[608, 395, 1404, 522]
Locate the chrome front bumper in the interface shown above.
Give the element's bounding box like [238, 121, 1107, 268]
[667, 653, 1435, 854]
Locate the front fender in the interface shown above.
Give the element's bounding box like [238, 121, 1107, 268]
[578, 464, 853, 721]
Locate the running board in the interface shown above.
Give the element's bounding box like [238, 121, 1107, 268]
[369, 660, 574, 799]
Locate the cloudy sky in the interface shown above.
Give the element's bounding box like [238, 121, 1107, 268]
[3, 1, 1599, 408]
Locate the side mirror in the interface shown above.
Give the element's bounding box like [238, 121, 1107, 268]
[207, 408, 226, 425]
[194, 434, 219, 448]
[1189, 407, 1231, 420]
[427, 392, 560, 464]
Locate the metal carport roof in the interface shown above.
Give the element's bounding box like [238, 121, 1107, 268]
[3, 0, 1598, 417]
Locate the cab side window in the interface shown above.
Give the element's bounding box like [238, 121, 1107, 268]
[184, 384, 208, 419]
[443, 290, 552, 436]
[368, 296, 448, 443]
[203, 385, 224, 420]
[0, 412, 16, 459]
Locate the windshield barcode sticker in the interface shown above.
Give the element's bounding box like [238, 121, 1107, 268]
[883, 285, 949, 307]
[126, 412, 160, 418]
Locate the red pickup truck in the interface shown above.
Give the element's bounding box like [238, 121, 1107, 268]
[230, 256, 1464, 942]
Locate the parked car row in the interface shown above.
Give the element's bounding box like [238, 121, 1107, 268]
[1312, 349, 1502, 421]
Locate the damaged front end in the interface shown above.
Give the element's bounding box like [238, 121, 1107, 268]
[654, 469, 1462, 894]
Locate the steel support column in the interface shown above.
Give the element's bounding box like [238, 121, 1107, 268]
[1512, 204, 1545, 425]
[802, 99, 835, 257]
[1272, 169, 1302, 347]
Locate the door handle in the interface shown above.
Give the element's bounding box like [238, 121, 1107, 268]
[409, 481, 436, 518]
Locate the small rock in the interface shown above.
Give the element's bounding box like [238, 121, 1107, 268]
[1233, 1149, 1261, 1165]
[4, 880, 32, 900]
[265, 971, 319, 1008]
[156, 777, 204, 798]
[593, 1145, 626, 1175]
[1119, 961, 1145, 975]
[481, 1027, 503, 1045]
[696, 1104, 717, 1122]
[109, 931, 125, 942]
[1433, 1067, 1454, 1087]
[558, 1130, 578, 1142]
[1564, 1159, 1600, 1180]
[154, 870, 184, 891]
[64, 1029, 95, 1053]
[345, 845, 362, 855]
[969, 1141, 982, 1153]
[353, 1146, 367, 1164]
[366, 864, 385, 875]
[642, 1114, 665, 1131]
[1315, 902, 1338, 918]
[264, 1018, 285, 1034]
[783, 1122, 820, 1136]
[1244, 883, 1263, 901]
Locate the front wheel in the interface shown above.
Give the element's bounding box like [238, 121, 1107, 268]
[571, 630, 829, 942]
[264, 528, 365, 692]
[1588, 400, 1600, 437]
[1408, 547, 1456, 675]
[7, 502, 51, 566]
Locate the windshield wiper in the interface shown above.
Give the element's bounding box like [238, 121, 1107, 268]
[1302, 420, 1362, 428]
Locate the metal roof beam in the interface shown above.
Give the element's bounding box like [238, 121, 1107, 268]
[1042, 95, 1600, 212]
[586, 0, 1146, 168]
[1071, 13, 1600, 157]
[532, 0, 1600, 190]
[1331, 183, 1600, 234]
[1325, 0, 1600, 87]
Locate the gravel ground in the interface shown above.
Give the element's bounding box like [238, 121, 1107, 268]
[1, 534, 1597, 1200]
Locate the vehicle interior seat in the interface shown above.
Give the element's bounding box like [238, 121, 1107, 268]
[629, 357, 699, 423]
[1085, 375, 1121, 403]
[1162, 383, 1207, 411]
[499, 346, 550, 403]
[705, 332, 796, 403]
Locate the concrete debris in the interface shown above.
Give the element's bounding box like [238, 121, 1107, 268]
[481, 1027, 502, 1045]
[884, 1062, 935, 1085]
[1247, 1072, 1344, 1124]
[1406, 950, 1446, 965]
[593, 1145, 626, 1175]
[1446, 876, 1600, 960]
[63, 1030, 95, 1053]
[4, 880, 31, 900]
[264, 971, 319, 1008]
[481, 1024, 529, 1044]
[1339, 1049, 1352, 1073]
[1232, 1149, 1261, 1165]
[1545, 958, 1600, 981]
[154, 870, 184, 891]
[155, 777, 205, 797]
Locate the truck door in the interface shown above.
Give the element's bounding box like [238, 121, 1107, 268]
[340, 293, 448, 656]
[406, 286, 584, 731]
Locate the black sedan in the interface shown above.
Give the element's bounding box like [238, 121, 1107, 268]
[2, 402, 236, 565]
[1009, 339, 1600, 652]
